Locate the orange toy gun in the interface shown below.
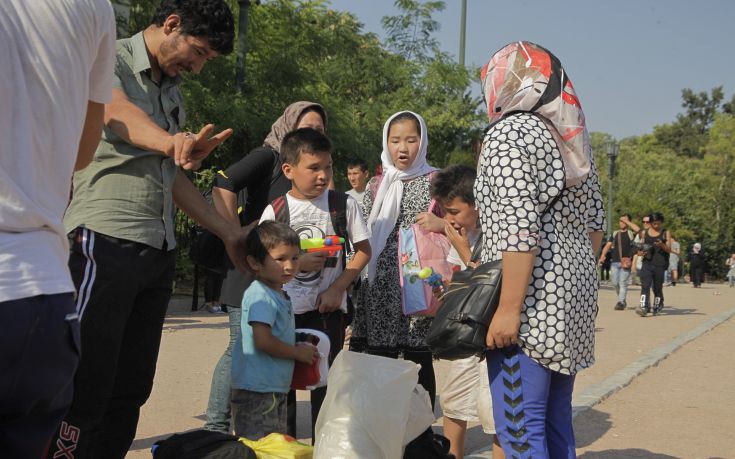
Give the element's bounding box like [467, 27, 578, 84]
[300, 236, 345, 268]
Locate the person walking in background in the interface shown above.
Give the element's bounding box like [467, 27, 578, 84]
[475, 41, 605, 458]
[600, 249, 612, 283]
[48, 2, 241, 457]
[665, 237, 681, 286]
[635, 212, 672, 316]
[726, 253, 735, 287]
[205, 101, 328, 434]
[202, 267, 225, 313]
[599, 214, 638, 310]
[0, 1, 115, 456]
[631, 215, 651, 286]
[688, 242, 706, 288]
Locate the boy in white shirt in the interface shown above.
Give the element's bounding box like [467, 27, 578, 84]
[345, 158, 370, 211]
[260, 128, 371, 440]
[431, 165, 503, 459]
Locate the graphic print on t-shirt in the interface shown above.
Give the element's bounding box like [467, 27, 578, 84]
[283, 195, 344, 314]
[260, 191, 370, 314]
[291, 216, 334, 285]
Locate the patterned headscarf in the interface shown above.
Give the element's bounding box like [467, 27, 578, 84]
[263, 101, 327, 152]
[480, 41, 591, 187]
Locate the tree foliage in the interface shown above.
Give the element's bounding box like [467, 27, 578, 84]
[652, 86, 727, 157]
[598, 90, 735, 278]
[381, 0, 445, 63]
[126, 0, 480, 188]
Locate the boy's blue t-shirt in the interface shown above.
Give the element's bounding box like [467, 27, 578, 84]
[232, 280, 295, 393]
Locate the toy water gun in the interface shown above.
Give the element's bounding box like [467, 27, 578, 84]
[417, 267, 444, 290]
[300, 236, 344, 258]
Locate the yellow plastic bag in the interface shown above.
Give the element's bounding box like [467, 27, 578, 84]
[240, 433, 313, 459]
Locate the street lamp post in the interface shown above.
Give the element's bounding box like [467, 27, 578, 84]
[605, 141, 620, 237]
[235, 0, 254, 93]
[459, 0, 467, 66]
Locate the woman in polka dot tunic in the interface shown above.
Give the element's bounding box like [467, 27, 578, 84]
[476, 42, 605, 458]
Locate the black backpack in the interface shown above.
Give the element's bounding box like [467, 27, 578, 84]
[152, 429, 256, 459]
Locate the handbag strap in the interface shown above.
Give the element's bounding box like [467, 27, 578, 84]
[617, 231, 624, 260]
[470, 191, 564, 263]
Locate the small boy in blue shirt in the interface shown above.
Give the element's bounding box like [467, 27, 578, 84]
[231, 220, 319, 440]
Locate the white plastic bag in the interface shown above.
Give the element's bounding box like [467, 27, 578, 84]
[313, 351, 434, 459]
[403, 385, 434, 446]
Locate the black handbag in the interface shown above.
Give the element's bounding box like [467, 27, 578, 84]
[426, 193, 562, 360]
[425, 239, 501, 360]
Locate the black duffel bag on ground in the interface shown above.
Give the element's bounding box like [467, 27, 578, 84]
[425, 251, 501, 360]
[152, 429, 256, 459]
[403, 427, 453, 458]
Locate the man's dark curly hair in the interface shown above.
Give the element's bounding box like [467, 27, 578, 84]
[430, 164, 476, 206]
[151, 0, 235, 54]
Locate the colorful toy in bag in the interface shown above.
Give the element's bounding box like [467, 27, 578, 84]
[416, 267, 444, 291]
[300, 236, 344, 268]
[291, 329, 330, 390]
[239, 433, 313, 459]
[398, 202, 452, 316]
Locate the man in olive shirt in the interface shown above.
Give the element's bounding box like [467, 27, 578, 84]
[48, 1, 240, 457]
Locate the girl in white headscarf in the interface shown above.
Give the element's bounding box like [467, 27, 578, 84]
[350, 111, 442, 408]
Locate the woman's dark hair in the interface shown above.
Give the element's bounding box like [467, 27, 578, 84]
[651, 212, 665, 222]
[388, 112, 421, 137]
[430, 165, 476, 206]
[151, 0, 235, 54]
[246, 221, 300, 264]
[296, 106, 327, 128]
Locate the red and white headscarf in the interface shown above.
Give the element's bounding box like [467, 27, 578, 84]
[481, 41, 591, 187]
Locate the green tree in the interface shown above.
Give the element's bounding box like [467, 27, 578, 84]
[653, 86, 726, 157]
[381, 0, 445, 63]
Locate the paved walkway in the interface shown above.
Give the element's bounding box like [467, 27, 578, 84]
[125, 281, 735, 458]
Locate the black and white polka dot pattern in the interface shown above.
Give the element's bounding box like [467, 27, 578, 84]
[475, 113, 605, 374]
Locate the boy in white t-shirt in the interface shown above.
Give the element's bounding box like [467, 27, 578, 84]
[259, 128, 371, 440]
[431, 165, 503, 459]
